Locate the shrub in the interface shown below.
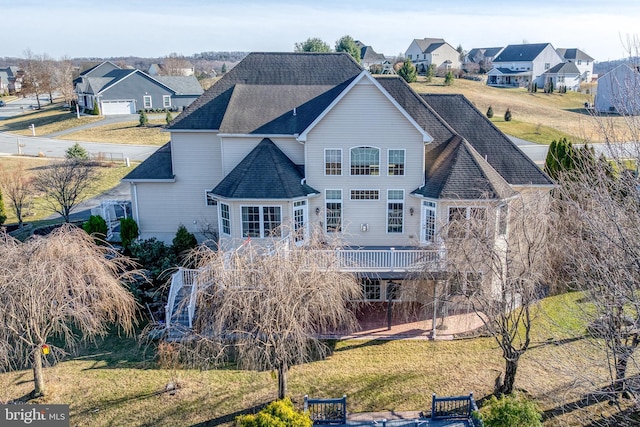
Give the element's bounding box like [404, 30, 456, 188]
[479, 393, 542, 427]
[172, 224, 198, 261]
[444, 70, 454, 86]
[91, 99, 100, 115]
[65, 142, 89, 160]
[0, 188, 6, 225]
[120, 217, 139, 250]
[82, 215, 108, 243]
[139, 110, 149, 127]
[486, 105, 494, 119]
[236, 398, 312, 427]
[165, 111, 173, 124]
[504, 108, 512, 122]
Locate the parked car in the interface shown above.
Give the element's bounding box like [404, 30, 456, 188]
[0, 100, 5, 107]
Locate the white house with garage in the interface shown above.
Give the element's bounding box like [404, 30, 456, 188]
[74, 61, 202, 115]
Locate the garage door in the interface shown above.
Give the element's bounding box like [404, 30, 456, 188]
[101, 100, 134, 115]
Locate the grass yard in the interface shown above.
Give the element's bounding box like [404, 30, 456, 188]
[0, 156, 138, 227]
[0, 293, 633, 426]
[410, 77, 630, 144]
[0, 102, 104, 136]
[57, 119, 171, 146]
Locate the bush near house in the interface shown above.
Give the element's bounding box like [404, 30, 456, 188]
[236, 398, 312, 427]
[479, 393, 542, 427]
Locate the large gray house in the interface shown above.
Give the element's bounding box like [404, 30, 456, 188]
[121, 52, 552, 331]
[75, 61, 203, 115]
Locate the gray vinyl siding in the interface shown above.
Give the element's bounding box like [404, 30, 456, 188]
[99, 73, 196, 111]
[305, 79, 425, 246]
[133, 132, 222, 244]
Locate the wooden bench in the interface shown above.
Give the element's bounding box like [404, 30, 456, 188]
[303, 395, 347, 425]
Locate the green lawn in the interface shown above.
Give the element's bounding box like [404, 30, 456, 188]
[0, 292, 630, 426]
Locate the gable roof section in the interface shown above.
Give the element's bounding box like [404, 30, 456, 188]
[420, 94, 552, 186]
[122, 142, 173, 181]
[414, 136, 515, 199]
[493, 43, 552, 62]
[298, 72, 433, 143]
[169, 52, 363, 131]
[543, 62, 580, 75]
[412, 38, 446, 53]
[211, 138, 319, 199]
[557, 48, 595, 62]
[360, 46, 386, 63]
[79, 61, 121, 77]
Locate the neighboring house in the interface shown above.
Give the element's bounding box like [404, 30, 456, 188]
[75, 61, 203, 115]
[0, 66, 23, 94]
[594, 64, 640, 115]
[121, 52, 552, 329]
[541, 62, 582, 91]
[355, 40, 390, 73]
[148, 62, 195, 76]
[556, 48, 595, 83]
[405, 38, 461, 73]
[464, 47, 503, 73]
[487, 43, 563, 88]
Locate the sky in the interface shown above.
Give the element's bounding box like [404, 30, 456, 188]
[3, 0, 640, 62]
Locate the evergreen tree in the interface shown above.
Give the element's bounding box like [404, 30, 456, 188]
[82, 215, 108, 244]
[172, 224, 198, 261]
[221, 63, 227, 74]
[119, 218, 139, 251]
[486, 105, 494, 118]
[165, 111, 173, 124]
[398, 58, 417, 83]
[425, 64, 435, 82]
[504, 108, 512, 122]
[139, 110, 148, 127]
[444, 70, 454, 86]
[335, 35, 361, 63]
[0, 188, 7, 225]
[91, 99, 100, 115]
[65, 142, 89, 160]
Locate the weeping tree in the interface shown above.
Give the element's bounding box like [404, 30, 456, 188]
[177, 232, 362, 399]
[0, 225, 138, 397]
[444, 193, 552, 394]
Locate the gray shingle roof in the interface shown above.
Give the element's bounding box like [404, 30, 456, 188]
[360, 46, 386, 63]
[122, 142, 173, 181]
[544, 62, 580, 75]
[420, 94, 552, 186]
[414, 136, 515, 199]
[211, 138, 319, 199]
[557, 48, 594, 62]
[154, 76, 204, 95]
[169, 52, 363, 131]
[494, 43, 552, 62]
[413, 38, 446, 53]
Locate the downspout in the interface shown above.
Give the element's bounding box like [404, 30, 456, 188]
[131, 183, 140, 224]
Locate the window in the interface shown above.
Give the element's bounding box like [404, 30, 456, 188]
[388, 149, 405, 175]
[325, 190, 342, 233]
[387, 190, 404, 233]
[386, 281, 401, 301]
[423, 201, 436, 243]
[220, 203, 231, 235]
[241, 206, 282, 238]
[325, 149, 342, 175]
[143, 95, 152, 109]
[577, 59, 582, 65]
[350, 189, 379, 200]
[497, 204, 508, 236]
[163, 95, 171, 108]
[544, 63, 550, 70]
[205, 191, 217, 206]
[362, 278, 381, 300]
[293, 200, 306, 242]
[350, 146, 379, 175]
[448, 206, 488, 238]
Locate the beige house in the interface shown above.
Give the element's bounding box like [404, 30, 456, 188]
[404, 38, 461, 73]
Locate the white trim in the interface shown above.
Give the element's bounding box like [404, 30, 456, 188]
[324, 148, 343, 176]
[386, 189, 404, 234]
[297, 71, 433, 143]
[143, 95, 152, 109]
[387, 148, 406, 176]
[218, 133, 297, 138]
[349, 189, 380, 200]
[349, 145, 381, 177]
[121, 178, 175, 183]
[239, 204, 283, 238]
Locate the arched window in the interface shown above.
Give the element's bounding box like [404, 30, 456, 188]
[350, 146, 379, 175]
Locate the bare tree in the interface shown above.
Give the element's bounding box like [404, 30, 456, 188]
[176, 232, 361, 399]
[33, 159, 97, 222]
[0, 161, 33, 227]
[20, 49, 47, 109]
[444, 193, 552, 395]
[161, 53, 193, 76]
[0, 225, 138, 397]
[54, 56, 76, 105]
